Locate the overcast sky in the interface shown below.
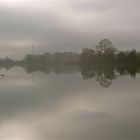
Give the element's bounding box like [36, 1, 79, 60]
[0, 0, 140, 59]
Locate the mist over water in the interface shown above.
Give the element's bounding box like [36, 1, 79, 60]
[0, 65, 140, 139]
[0, 0, 140, 139]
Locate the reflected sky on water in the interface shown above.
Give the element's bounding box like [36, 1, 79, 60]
[0, 66, 140, 140]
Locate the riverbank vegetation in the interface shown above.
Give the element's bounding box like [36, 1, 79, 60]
[1, 38, 140, 70]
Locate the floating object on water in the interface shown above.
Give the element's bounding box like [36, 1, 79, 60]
[1, 74, 5, 77]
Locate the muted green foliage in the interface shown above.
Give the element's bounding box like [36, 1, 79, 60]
[116, 49, 138, 64]
[80, 39, 117, 64]
[80, 39, 139, 65]
[23, 52, 80, 66]
[0, 57, 19, 70]
[0, 38, 140, 77]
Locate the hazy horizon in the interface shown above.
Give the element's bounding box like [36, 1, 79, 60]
[0, 1, 140, 139]
[0, 0, 139, 59]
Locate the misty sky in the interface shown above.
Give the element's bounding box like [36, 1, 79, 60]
[0, 0, 140, 59]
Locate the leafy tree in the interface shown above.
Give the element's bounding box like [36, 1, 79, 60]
[96, 39, 116, 54]
[95, 39, 117, 63]
[80, 48, 95, 64]
[127, 49, 138, 64]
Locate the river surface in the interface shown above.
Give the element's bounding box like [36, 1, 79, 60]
[0, 66, 140, 140]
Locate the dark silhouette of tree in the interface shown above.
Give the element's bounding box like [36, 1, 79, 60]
[116, 52, 127, 64]
[80, 64, 96, 79]
[95, 39, 117, 63]
[80, 48, 96, 64]
[127, 49, 138, 64]
[116, 49, 138, 65]
[80, 39, 117, 64]
[126, 65, 137, 78]
[116, 64, 137, 78]
[95, 65, 117, 88]
[96, 39, 114, 54]
[80, 64, 117, 88]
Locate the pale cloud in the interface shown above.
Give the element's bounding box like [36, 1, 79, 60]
[0, 0, 139, 58]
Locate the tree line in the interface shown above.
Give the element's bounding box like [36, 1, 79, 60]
[21, 39, 140, 66]
[0, 38, 140, 70]
[80, 38, 139, 65]
[22, 52, 80, 66]
[0, 40, 140, 88]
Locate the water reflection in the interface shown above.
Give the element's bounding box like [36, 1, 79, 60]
[0, 64, 139, 88]
[0, 66, 140, 139]
[80, 64, 139, 87]
[24, 64, 79, 75]
[80, 64, 117, 88]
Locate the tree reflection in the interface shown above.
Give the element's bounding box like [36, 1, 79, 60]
[96, 66, 117, 88]
[80, 64, 117, 88]
[24, 64, 79, 74]
[0, 38, 139, 88]
[0, 60, 139, 88]
[116, 64, 138, 78]
[80, 64, 139, 87]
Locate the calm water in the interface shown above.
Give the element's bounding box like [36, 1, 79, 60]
[0, 66, 140, 140]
